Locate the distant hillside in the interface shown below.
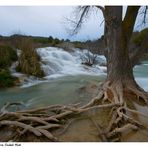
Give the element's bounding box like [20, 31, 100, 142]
[0, 34, 65, 49]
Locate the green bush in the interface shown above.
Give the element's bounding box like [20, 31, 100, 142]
[0, 45, 18, 69]
[0, 69, 16, 88]
[48, 36, 53, 43]
[73, 41, 84, 49]
[33, 37, 49, 44]
[51, 38, 60, 46]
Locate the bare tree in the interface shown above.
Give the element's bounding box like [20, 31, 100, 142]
[80, 49, 97, 66]
[69, 5, 148, 104]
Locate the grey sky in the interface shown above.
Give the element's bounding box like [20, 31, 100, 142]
[0, 6, 147, 41]
[0, 6, 104, 41]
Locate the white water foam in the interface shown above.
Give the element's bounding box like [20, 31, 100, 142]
[10, 46, 148, 90]
[36, 47, 106, 79]
[10, 47, 106, 88]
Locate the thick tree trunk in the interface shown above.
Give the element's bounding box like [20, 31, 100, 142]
[103, 6, 148, 104]
[105, 6, 134, 83]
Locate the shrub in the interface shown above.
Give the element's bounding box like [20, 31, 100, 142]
[73, 41, 84, 49]
[52, 38, 60, 46]
[0, 69, 16, 88]
[81, 50, 97, 66]
[48, 36, 53, 43]
[33, 37, 49, 44]
[16, 38, 45, 78]
[0, 45, 18, 69]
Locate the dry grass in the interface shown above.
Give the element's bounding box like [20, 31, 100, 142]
[16, 38, 44, 77]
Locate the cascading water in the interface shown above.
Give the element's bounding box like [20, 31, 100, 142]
[9, 47, 106, 88]
[36, 47, 106, 79]
[36, 46, 148, 91]
[9, 47, 148, 91]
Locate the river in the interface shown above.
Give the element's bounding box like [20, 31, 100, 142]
[0, 47, 148, 110]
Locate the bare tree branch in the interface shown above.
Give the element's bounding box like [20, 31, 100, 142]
[80, 49, 98, 66]
[96, 6, 105, 17]
[71, 6, 91, 35]
[135, 6, 148, 29]
[66, 6, 105, 36]
[142, 6, 148, 24]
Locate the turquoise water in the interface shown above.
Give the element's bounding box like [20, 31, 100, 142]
[0, 62, 147, 110]
[134, 63, 148, 78]
[134, 61, 148, 91]
[0, 75, 105, 109]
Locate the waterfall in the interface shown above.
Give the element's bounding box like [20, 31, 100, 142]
[36, 47, 106, 79]
[10, 46, 148, 91]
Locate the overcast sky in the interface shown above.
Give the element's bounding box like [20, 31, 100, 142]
[0, 6, 147, 41]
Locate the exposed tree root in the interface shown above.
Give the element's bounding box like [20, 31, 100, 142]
[127, 85, 148, 105]
[0, 120, 42, 137]
[107, 123, 138, 138]
[0, 81, 148, 142]
[90, 118, 108, 142]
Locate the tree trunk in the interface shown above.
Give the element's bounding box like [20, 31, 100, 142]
[105, 6, 134, 82]
[103, 6, 148, 104]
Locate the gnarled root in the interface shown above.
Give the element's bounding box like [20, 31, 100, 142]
[0, 80, 147, 142]
[91, 80, 148, 141]
[127, 85, 148, 105]
[0, 101, 118, 142]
